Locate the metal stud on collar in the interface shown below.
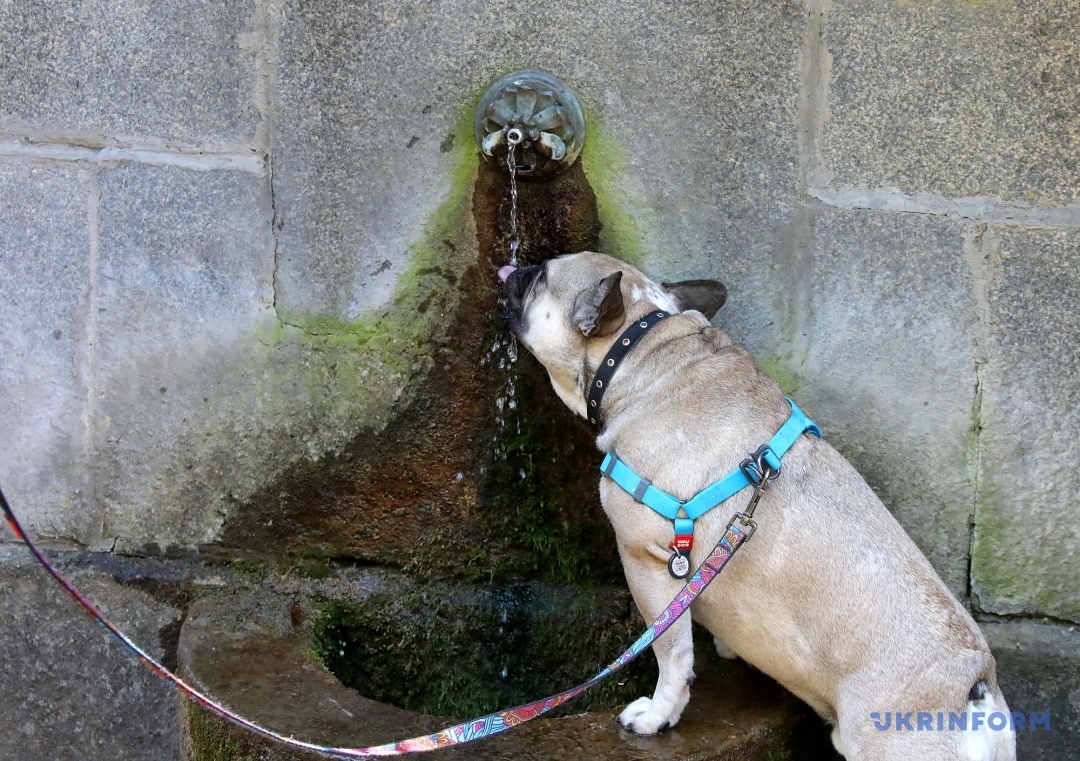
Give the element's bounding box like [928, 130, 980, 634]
[584, 310, 670, 434]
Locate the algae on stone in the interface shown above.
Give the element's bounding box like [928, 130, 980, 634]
[313, 584, 657, 720]
[580, 110, 648, 268]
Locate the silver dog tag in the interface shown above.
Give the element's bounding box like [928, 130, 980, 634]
[668, 551, 690, 579]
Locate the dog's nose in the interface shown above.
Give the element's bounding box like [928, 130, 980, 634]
[503, 264, 542, 314]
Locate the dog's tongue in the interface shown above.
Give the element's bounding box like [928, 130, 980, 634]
[497, 265, 517, 282]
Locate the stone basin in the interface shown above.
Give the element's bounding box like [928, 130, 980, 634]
[177, 571, 839, 760]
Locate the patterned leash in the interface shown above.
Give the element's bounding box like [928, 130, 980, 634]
[0, 484, 750, 757]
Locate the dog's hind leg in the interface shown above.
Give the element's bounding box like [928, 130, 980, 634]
[616, 543, 695, 735]
[835, 696, 1016, 761]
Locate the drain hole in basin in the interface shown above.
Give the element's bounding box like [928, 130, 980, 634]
[314, 581, 658, 719]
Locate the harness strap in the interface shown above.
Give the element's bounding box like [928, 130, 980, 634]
[600, 397, 821, 526]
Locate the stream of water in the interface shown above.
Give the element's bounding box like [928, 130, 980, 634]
[507, 143, 519, 266]
[490, 140, 521, 451]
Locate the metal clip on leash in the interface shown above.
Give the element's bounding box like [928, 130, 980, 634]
[734, 445, 781, 540]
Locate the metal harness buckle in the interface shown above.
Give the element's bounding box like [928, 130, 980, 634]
[739, 444, 780, 486]
[733, 445, 782, 541]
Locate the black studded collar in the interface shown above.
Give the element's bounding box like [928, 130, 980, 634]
[585, 310, 670, 433]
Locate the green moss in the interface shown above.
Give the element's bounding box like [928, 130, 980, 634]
[969, 397, 1071, 616]
[757, 737, 795, 761]
[264, 109, 478, 378]
[228, 558, 264, 578]
[186, 701, 261, 761]
[164, 109, 483, 546]
[969, 480, 1076, 618]
[469, 356, 625, 586]
[240, 110, 480, 464]
[295, 557, 334, 579]
[482, 421, 589, 584]
[969, 482, 1062, 616]
[756, 352, 802, 396]
[312, 585, 656, 720]
[579, 108, 646, 268]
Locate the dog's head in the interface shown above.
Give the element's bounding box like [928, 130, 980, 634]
[498, 252, 726, 418]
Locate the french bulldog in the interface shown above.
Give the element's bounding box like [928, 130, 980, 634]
[498, 252, 1015, 761]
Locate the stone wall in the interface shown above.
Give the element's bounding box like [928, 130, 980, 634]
[1, 1, 1077, 759]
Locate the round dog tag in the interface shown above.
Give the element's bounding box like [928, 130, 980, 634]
[668, 552, 690, 579]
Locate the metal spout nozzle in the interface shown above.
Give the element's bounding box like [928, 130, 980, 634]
[474, 70, 585, 179]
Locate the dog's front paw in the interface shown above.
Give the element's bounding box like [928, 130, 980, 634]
[617, 696, 680, 735]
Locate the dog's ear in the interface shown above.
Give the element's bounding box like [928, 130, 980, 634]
[572, 271, 625, 337]
[662, 279, 727, 319]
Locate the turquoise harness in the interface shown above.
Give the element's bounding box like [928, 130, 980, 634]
[600, 397, 821, 568]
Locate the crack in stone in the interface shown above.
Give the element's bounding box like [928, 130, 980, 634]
[269, 154, 281, 317]
[251, 0, 285, 318]
[84, 169, 106, 549]
[962, 225, 996, 609]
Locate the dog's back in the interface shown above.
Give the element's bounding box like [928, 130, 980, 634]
[501, 253, 1016, 760]
[601, 312, 1017, 760]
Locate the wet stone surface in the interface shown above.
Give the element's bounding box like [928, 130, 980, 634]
[179, 581, 838, 761]
[313, 580, 659, 718]
[219, 160, 619, 586]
